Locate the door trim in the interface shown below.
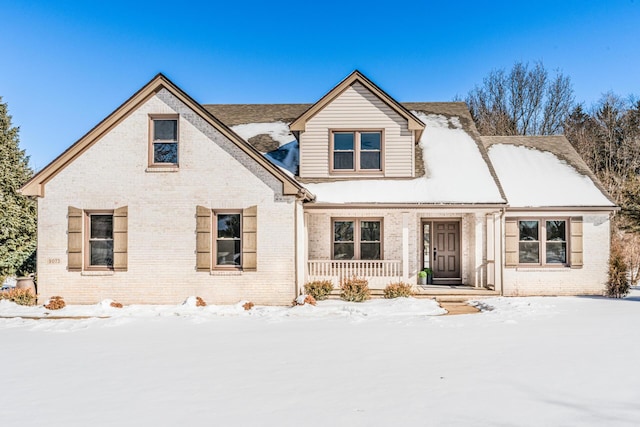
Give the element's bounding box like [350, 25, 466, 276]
[421, 219, 462, 285]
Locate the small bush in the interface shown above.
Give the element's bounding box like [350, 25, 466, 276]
[44, 296, 65, 310]
[0, 288, 36, 306]
[607, 237, 630, 298]
[340, 277, 370, 302]
[110, 301, 123, 308]
[383, 282, 414, 299]
[304, 280, 334, 301]
[243, 301, 254, 311]
[195, 296, 207, 307]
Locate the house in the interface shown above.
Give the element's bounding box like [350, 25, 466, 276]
[21, 71, 616, 305]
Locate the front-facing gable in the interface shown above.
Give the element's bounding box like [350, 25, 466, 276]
[290, 71, 425, 179]
[21, 74, 311, 200]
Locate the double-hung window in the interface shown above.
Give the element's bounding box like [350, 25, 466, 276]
[332, 131, 382, 172]
[333, 219, 382, 260]
[215, 213, 242, 267]
[87, 213, 114, 269]
[150, 116, 179, 166]
[518, 219, 567, 265]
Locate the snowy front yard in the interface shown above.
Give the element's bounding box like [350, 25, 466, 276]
[2, 291, 640, 426]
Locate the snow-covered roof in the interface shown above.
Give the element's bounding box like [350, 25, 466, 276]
[483, 136, 615, 208]
[213, 104, 613, 209]
[303, 113, 505, 204]
[217, 104, 506, 205]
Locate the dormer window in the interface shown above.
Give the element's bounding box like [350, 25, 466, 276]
[331, 130, 382, 172]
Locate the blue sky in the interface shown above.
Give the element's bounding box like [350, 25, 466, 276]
[1, 0, 638, 171]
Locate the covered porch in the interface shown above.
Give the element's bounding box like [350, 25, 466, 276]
[301, 208, 504, 294]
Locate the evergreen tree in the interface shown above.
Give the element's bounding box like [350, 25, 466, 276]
[0, 97, 37, 280]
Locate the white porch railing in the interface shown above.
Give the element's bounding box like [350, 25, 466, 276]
[307, 260, 402, 288]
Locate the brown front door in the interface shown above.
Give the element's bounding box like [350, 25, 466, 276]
[433, 221, 461, 280]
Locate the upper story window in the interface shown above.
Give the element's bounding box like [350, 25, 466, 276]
[150, 115, 178, 166]
[331, 131, 382, 173]
[519, 219, 567, 265]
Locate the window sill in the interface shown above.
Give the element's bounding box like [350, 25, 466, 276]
[145, 166, 179, 173]
[515, 266, 571, 272]
[329, 171, 384, 177]
[211, 270, 243, 276]
[81, 270, 115, 276]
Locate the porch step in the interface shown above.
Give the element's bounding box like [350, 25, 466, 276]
[326, 288, 499, 302]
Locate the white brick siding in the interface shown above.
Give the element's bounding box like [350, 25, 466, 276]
[36, 90, 299, 305]
[502, 213, 610, 296]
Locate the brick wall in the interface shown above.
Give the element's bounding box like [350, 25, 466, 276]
[36, 91, 299, 305]
[502, 213, 610, 296]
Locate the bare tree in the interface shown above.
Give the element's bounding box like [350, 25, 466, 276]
[566, 94, 640, 231]
[466, 61, 574, 136]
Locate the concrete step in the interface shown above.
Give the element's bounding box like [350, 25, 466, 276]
[326, 289, 496, 302]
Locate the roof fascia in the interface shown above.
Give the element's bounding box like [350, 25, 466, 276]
[303, 202, 507, 210]
[21, 73, 312, 200]
[505, 206, 619, 213]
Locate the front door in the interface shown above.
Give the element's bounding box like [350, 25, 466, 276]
[432, 221, 461, 282]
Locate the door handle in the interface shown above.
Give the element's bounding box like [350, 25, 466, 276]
[433, 247, 437, 261]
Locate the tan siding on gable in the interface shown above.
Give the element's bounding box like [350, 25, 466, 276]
[300, 82, 414, 178]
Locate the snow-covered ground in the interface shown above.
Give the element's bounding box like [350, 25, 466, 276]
[2, 290, 640, 426]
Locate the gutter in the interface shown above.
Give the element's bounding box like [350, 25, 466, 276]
[500, 207, 506, 296]
[304, 202, 508, 210]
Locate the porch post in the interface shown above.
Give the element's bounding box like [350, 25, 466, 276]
[474, 213, 484, 288]
[402, 212, 409, 282]
[493, 212, 503, 294]
[486, 212, 495, 289]
[294, 202, 307, 296]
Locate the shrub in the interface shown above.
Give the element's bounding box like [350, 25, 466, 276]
[195, 296, 207, 307]
[0, 288, 36, 306]
[607, 237, 630, 298]
[383, 282, 414, 299]
[110, 301, 123, 308]
[304, 280, 334, 301]
[243, 301, 254, 311]
[340, 277, 370, 302]
[44, 296, 65, 310]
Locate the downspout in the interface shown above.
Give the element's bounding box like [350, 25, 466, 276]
[294, 199, 299, 298]
[500, 207, 506, 296]
[294, 189, 314, 299]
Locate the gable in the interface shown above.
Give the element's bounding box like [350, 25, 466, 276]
[289, 71, 425, 180]
[20, 74, 311, 200]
